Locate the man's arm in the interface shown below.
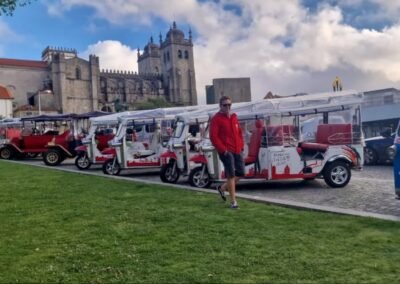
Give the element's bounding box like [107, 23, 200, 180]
[209, 115, 227, 154]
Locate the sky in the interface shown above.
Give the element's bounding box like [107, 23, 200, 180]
[1, 0, 400, 104]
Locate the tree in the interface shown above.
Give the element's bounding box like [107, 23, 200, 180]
[134, 97, 175, 110]
[0, 0, 35, 16]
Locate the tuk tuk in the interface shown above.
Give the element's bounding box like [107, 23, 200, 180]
[102, 106, 202, 175]
[187, 90, 364, 188]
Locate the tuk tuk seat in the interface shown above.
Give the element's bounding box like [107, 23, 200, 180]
[245, 120, 264, 165]
[316, 124, 352, 145]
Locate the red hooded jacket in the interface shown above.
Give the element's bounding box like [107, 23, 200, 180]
[209, 111, 244, 154]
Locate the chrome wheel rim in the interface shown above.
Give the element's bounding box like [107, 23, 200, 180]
[330, 165, 349, 185]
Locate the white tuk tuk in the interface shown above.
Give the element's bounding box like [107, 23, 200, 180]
[74, 111, 146, 170]
[102, 106, 202, 175]
[188, 90, 364, 188]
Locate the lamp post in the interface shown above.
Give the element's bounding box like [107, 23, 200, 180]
[37, 89, 52, 115]
[38, 91, 42, 115]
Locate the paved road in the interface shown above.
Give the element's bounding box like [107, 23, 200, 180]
[9, 158, 399, 219]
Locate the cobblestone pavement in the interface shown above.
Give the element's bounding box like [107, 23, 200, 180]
[235, 165, 399, 217]
[7, 159, 399, 218]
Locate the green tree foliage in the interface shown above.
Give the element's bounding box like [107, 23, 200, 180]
[0, 0, 35, 16]
[134, 97, 175, 110]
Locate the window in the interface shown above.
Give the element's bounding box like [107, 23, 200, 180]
[178, 50, 182, 58]
[384, 95, 393, 104]
[184, 50, 189, 59]
[167, 52, 170, 62]
[75, 67, 81, 80]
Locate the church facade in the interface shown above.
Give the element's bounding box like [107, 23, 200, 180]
[0, 22, 197, 117]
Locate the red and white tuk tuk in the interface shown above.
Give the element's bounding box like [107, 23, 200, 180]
[187, 90, 364, 188]
[102, 106, 201, 175]
[74, 111, 145, 170]
[159, 105, 221, 183]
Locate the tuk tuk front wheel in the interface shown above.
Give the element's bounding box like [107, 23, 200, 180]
[75, 155, 91, 170]
[43, 149, 63, 166]
[323, 161, 351, 188]
[0, 147, 14, 160]
[102, 159, 121, 175]
[189, 166, 211, 188]
[160, 160, 180, 183]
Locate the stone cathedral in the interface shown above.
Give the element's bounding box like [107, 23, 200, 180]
[0, 22, 197, 116]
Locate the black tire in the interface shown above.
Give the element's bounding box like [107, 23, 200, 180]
[364, 147, 377, 165]
[189, 166, 211, 188]
[75, 155, 91, 170]
[0, 147, 14, 160]
[323, 161, 351, 188]
[102, 159, 121, 175]
[43, 149, 63, 166]
[160, 160, 180, 183]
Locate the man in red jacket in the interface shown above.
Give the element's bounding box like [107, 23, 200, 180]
[210, 96, 245, 209]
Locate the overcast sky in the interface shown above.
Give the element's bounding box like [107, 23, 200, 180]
[1, 0, 400, 104]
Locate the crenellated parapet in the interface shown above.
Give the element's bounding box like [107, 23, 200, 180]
[42, 46, 78, 62]
[100, 69, 162, 80]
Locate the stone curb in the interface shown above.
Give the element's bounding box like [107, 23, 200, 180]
[2, 159, 400, 222]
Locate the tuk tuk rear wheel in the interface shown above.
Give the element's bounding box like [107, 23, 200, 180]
[323, 161, 351, 188]
[43, 149, 63, 166]
[189, 166, 211, 188]
[0, 147, 14, 160]
[160, 160, 180, 183]
[75, 155, 91, 170]
[102, 159, 121, 175]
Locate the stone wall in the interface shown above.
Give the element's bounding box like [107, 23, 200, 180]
[0, 66, 50, 109]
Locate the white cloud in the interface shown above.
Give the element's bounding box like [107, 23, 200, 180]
[0, 19, 22, 57]
[48, 0, 400, 103]
[80, 40, 138, 72]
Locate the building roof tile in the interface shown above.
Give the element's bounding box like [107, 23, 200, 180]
[0, 58, 48, 69]
[0, 86, 13, 100]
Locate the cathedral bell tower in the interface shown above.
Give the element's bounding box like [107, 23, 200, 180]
[160, 22, 197, 105]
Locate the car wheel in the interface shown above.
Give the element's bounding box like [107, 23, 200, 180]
[386, 146, 396, 163]
[189, 166, 211, 188]
[364, 147, 377, 165]
[323, 161, 351, 188]
[43, 149, 63, 166]
[75, 155, 91, 170]
[160, 160, 180, 183]
[0, 147, 14, 160]
[102, 159, 121, 175]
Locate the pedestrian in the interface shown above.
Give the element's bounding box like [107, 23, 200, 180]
[209, 96, 245, 209]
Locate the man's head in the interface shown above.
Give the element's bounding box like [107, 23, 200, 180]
[219, 95, 232, 114]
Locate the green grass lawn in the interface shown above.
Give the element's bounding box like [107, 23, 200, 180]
[1, 161, 400, 283]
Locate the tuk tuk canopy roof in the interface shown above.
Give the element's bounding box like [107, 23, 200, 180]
[176, 90, 363, 123]
[75, 111, 113, 119]
[20, 113, 77, 122]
